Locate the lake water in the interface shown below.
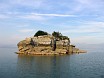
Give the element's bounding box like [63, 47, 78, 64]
[0, 47, 104, 78]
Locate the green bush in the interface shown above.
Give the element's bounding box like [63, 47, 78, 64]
[52, 31, 62, 38]
[34, 30, 48, 36]
[34, 30, 69, 40]
[52, 31, 69, 40]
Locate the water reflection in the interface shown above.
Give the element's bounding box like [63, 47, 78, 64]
[17, 55, 70, 78]
[1, 48, 104, 78]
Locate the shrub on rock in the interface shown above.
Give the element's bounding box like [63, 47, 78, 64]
[34, 30, 48, 37]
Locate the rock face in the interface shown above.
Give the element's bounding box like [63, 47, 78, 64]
[17, 35, 86, 55]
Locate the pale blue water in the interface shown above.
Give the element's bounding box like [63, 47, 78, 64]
[0, 47, 104, 78]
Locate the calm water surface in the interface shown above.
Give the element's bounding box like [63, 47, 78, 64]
[0, 47, 104, 78]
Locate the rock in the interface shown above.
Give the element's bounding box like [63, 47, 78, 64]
[17, 34, 86, 55]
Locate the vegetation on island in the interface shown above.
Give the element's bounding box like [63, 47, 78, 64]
[34, 30, 69, 40]
[17, 30, 86, 55]
[34, 30, 48, 37]
[52, 31, 69, 40]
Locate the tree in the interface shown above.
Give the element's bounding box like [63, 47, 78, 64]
[62, 36, 69, 40]
[52, 31, 69, 40]
[34, 30, 48, 36]
[52, 31, 62, 38]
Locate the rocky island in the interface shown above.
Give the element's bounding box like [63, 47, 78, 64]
[16, 30, 86, 55]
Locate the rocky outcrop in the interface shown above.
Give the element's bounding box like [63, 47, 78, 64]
[16, 35, 86, 55]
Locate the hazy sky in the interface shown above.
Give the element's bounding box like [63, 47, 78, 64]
[0, 0, 104, 46]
